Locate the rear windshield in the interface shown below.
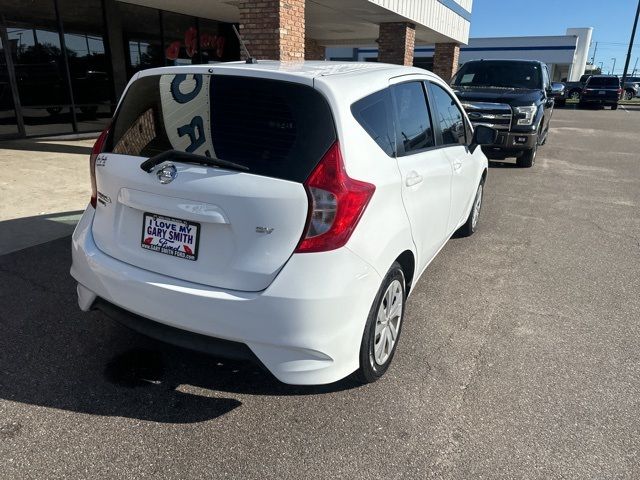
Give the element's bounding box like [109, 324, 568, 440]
[586, 76, 620, 87]
[452, 61, 542, 90]
[106, 73, 336, 183]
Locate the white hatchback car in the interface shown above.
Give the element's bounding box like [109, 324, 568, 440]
[71, 61, 494, 385]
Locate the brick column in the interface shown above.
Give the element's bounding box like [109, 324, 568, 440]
[378, 22, 415, 66]
[238, 0, 305, 61]
[432, 43, 460, 81]
[305, 38, 325, 60]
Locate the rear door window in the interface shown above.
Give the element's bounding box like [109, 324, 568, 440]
[351, 88, 395, 156]
[587, 77, 620, 88]
[107, 73, 336, 183]
[390, 82, 435, 156]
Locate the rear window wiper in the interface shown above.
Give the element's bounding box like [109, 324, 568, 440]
[140, 150, 249, 173]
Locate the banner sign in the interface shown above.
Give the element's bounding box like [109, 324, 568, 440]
[159, 74, 216, 158]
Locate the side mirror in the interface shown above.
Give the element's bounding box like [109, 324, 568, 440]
[549, 82, 565, 98]
[469, 125, 497, 154]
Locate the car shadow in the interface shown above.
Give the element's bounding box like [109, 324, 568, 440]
[0, 210, 84, 255]
[0, 236, 360, 424]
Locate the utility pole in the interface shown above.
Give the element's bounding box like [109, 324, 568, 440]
[633, 57, 639, 75]
[598, 61, 604, 73]
[591, 41, 598, 64]
[611, 57, 616, 74]
[621, 0, 640, 87]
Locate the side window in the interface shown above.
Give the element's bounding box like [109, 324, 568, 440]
[390, 82, 435, 156]
[428, 83, 467, 147]
[542, 66, 550, 90]
[351, 89, 395, 156]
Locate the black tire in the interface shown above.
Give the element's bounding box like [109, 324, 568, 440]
[569, 90, 581, 101]
[623, 90, 633, 101]
[555, 99, 566, 107]
[455, 180, 484, 238]
[612, 104, 618, 110]
[356, 263, 406, 384]
[516, 144, 537, 168]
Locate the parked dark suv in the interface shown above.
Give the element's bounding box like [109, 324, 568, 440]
[579, 75, 621, 110]
[451, 59, 563, 168]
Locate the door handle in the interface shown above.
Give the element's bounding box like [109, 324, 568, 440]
[405, 172, 423, 187]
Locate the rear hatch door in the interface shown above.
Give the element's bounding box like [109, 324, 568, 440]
[584, 77, 620, 100]
[92, 72, 336, 292]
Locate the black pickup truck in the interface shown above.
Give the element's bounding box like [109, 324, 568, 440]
[450, 59, 564, 168]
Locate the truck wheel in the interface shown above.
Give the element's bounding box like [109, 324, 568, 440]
[516, 145, 536, 168]
[569, 90, 581, 101]
[623, 90, 633, 101]
[612, 104, 619, 110]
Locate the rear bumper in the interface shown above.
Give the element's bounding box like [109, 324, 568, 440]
[580, 95, 618, 104]
[71, 207, 382, 385]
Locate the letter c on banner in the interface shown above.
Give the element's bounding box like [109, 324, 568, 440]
[171, 74, 203, 104]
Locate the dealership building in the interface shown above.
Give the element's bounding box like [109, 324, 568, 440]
[328, 27, 594, 82]
[0, 0, 472, 139]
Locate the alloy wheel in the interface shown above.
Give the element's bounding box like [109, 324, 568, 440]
[471, 184, 483, 230]
[373, 279, 403, 366]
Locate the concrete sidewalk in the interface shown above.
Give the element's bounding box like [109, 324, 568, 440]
[0, 137, 95, 254]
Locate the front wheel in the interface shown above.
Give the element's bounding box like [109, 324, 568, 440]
[516, 144, 537, 168]
[612, 104, 619, 110]
[623, 90, 634, 101]
[356, 263, 406, 384]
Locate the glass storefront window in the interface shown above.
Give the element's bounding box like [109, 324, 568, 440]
[0, 34, 21, 137]
[4, 0, 74, 136]
[59, 0, 113, 132]
[0, 0, 240, 138]
[163, 12, 198, 66]
[119, 3, 163, 76]
[198, 20, 239, 64]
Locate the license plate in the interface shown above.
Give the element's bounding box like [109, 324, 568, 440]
[599, 90, 605, 94]
[141, 213, 199, 261]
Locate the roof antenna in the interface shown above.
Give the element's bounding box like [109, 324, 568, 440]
[232, 25, 257, 64]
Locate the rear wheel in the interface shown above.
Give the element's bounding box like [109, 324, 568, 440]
[356, 263, 405, 384]
[623, 90, 634, 101]
[456, 181, 484, 237]
[517, 144, 537, 168]
[569, 90, 581, 101]
[612, 104, 619, 110]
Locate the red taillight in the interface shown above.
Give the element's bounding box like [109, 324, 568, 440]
[618, 88, 623, 96]
[89, 127, 110, 208]
[295, 142, 375, 253]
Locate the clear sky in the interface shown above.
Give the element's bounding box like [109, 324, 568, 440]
[469, 0, 640, 75]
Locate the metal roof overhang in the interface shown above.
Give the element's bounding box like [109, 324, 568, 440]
[118, 0, 471, 45]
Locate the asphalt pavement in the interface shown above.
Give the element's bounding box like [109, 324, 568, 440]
[1, 106, 639, 479]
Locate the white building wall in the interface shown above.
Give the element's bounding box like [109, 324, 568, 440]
[368, 0, 472, 44]
[566, 28, 593, 81]
[327, 27, 592, 82]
